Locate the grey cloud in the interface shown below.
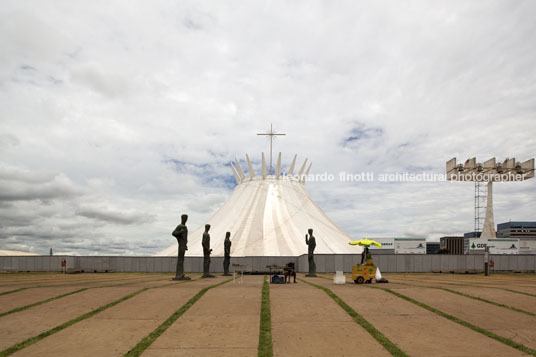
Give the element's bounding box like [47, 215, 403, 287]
[70, 63, 131, 97]
[0, 7, 69, 69]
[0, 134, 19, 150]
[76, 207, 155, 225]
[0, 168, 83, 201]
[0, 1, 535, 255]
[0, 227, 76, 240]
[0, 165, 59, 184]
[0, 211, 40, 228]
[186, 193, 227, 214]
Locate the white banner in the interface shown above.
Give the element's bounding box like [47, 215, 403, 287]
[467, 239, 487, 252]
[368, 238, 394, 250]
[394, 238, 426, 254]
[488, 239, 519, 255]
[519, 239, 536, 254]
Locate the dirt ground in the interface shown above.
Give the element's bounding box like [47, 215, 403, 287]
[0, 272, 534, 356]
[390, 285, 536, 350]
[271, 280, 391, 357]
[305, 276, 527, 357]
[14, 278, 224, 357]
[145, 275, 262, 357]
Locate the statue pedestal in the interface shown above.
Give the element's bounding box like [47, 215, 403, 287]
[172, 276, 191, 281]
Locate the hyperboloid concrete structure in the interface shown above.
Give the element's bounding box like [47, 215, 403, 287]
[156, 153, 360, 257]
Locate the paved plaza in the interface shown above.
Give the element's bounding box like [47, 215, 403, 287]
[0, 272, 535, 356]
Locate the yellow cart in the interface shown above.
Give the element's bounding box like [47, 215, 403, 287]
[352, 258, 376, 284]
[349, 239, 382, 284]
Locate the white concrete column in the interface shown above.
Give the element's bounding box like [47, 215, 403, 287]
[480, 181, 496, 239]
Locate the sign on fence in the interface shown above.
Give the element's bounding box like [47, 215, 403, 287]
[394, 238, 426, 254]
[487, 239, 519, 255]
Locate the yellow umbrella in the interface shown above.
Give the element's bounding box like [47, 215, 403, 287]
[349, 238, 382, 248]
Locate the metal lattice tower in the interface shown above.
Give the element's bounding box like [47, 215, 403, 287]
[474, 181, 487, 233]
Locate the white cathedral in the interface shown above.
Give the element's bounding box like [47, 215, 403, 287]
[156, 152, 360, 257]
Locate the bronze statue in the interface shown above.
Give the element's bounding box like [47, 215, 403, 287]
[172, 214, 190, 280]
[223, 232, 232, 276]
[305, 228, 317, 277]
[202, 224, 215, 278]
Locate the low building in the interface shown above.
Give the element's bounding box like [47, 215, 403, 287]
[464, 232, 481, 238]
[426, 242, 440, 254]
[497, 221, 536, 238]
[440, 236, 464, 255]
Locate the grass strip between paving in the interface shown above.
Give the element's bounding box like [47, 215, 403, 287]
[258, 275, 273, 357]
[0, 274, 175, 290]
[0, 287, 150, 357]
[439, 287, 536, 317]
[0, 288, 89, 318]
[8, 274, 186, 293]
[124, 278, 232, 357]
[0, 276, 177, 319]
[375, 286, 536, 356]
[392, 277, 536, 295]
[384, 279, 536, 317]
[298, 278, 408, 357]
[34, 275, 174, 288]
[0, 288, 27, 296]
[94, 275, 177, 288]
[503, 288, 536, 298]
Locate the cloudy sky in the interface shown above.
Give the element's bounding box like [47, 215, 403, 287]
[1, 1, 535, 255]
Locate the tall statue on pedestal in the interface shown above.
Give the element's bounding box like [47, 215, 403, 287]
[202, 224, 215, 278]
[223, 232, 232, 276]
[172, 214, 190, 280]
[305, 228, 317, 277]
